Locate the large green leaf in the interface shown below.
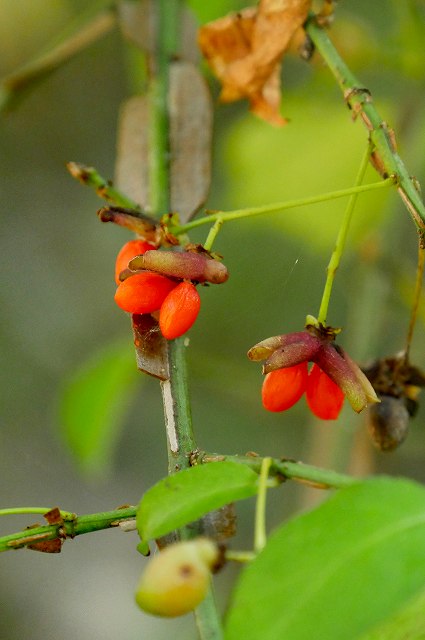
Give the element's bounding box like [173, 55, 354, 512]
[59, 340, 138, 475]
[359, 587, 425, 640]
[137, 461, 259, 542]
[225, 477, 425, 640]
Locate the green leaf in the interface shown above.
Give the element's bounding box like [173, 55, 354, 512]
[59, 340, 138, 476]
[225, 477, 425, 640]
[359, 587, 425, 640]
[137, 461, 259, 541]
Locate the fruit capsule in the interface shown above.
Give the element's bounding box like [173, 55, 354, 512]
[135, 538, 219, 617]
[114, 272, 177, 314]
[129, 250, 229, 284]
[115, 240, 156, 284]
[367, 395, 410, 451]
[159, 282, 201, 340]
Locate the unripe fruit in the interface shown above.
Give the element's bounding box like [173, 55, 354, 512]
[135, 538, 218, 617]
[114, 272, 177, 314]
[130, 250, 229, 284]
[159, 282, 201, 340]
[115, 240, 155, 284]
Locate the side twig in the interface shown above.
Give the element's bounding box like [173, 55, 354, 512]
[0, 4, 116, 111]
[0, 456, 356, 553]
[305, 14, 425, 235]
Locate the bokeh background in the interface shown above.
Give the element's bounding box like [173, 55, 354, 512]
[1, 1, 425, 638]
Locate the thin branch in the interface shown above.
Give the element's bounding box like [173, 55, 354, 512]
[144, 2, 223, 637]
[305, 14, 425, 234]
[67, 162, 141, 209]
[0, 507, 136, 553]
[318, 144, 372, 324]
[0, 456, 358, 553]
[405, 238, 425, 360]
[0, 5, 116, 112]
[195, 452, 357, 490]
[169, 178, 394, 236]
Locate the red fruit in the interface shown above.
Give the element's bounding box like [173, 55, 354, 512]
[159, 282, 201, 340]
[262, 363, 308, 412]
[114, 272, 177, 314]
[115, 240, 155, 284]
[306, 363, 345, 420]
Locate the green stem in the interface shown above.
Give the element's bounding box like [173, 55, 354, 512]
[148, 0, 181, 216]
[225, 550, 257, 563]
[405, 238, 425, 359]
[305, 14, 425, 233]
[204, 217, 224, 252]
[317, 145, 372, 324]
[254, 457, 272, 554]
[194, 582, 224, 640]
[161, 338, 197, 474]
[0, 4, 115, 112]
[67, 162, 140, 209]
[0, 507, 136, 553]
[170, 179, 393, 236]
[148, 3, 224, 637]
[0, 507, 75, 519]
[197, 452, 357, 489]
[0, 455, 359, 553]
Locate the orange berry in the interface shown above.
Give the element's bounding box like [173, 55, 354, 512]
[159, 282, 201, 340]
[114, 272, 177, 314]
[306, 363, 345, 420]
[262, 363, 308, 412]
[115, 240, 155, 284]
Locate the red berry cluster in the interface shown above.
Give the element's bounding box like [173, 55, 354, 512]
[114, 240, 227, 340]
[262, 363, 344, 420]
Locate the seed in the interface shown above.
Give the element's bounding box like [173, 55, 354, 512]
[306, 363, 344, 420]
[114, 272, 177, 314]
[262, 363, 308, 412]
[115, 240, 156, 284]
[159, 282, 201, 340]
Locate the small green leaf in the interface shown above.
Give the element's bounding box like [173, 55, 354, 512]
[225, 477, 425, 640]
[137, 462, 259, 542]
[59, 340, 138, 476]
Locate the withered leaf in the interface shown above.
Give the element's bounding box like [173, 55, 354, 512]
[198, 0, 312, 126]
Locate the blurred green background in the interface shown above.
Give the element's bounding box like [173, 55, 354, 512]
[1, 1, 425, 638]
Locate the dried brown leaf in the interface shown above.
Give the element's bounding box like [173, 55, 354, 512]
[198, 0, 311, 126]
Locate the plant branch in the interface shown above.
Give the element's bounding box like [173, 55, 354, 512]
[405, 238, 425, 360]
[254, 457, 272, 553]
[0, 4, 116, 112]
[169, 178, 394, 236]
[305, 14, 425, 235]
[318, 144, 372, 324]
[0, 506, 136, 553]
[195, 452, 357, 490]
[161, 339, 197, 474]
[0, 455, 358, 553]
[67, 162, 140, 209]
[146, 2, 223, 637]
